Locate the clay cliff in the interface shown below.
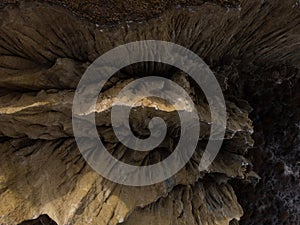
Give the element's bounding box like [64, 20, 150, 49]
[0, 0, 299, 224]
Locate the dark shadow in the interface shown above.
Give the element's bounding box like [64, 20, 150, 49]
[18, 214, 58, 225]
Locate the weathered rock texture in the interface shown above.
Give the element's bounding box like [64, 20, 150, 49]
[0, 0, 299, 225]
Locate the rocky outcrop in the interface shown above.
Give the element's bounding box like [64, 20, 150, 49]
[0, 0, 299, 224]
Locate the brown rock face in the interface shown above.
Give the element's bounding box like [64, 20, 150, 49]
[0, 0, 299, 225]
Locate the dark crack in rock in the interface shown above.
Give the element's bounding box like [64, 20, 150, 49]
[18, 214, 58, 225]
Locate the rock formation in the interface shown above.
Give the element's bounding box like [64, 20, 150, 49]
[0, 0, 299, 224]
